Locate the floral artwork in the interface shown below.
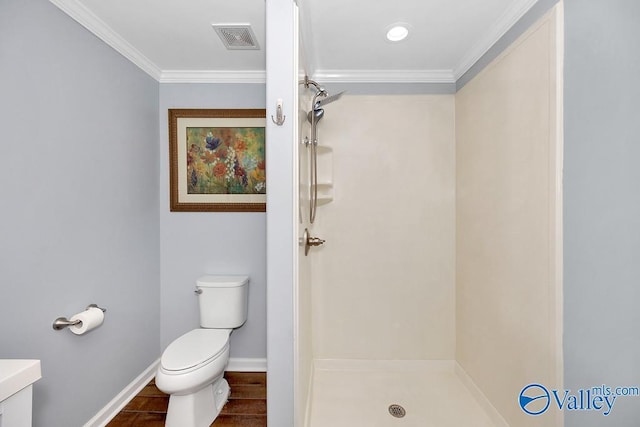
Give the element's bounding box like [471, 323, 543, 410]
[168, 109, 266, 212]
[186, 127, 266, 195]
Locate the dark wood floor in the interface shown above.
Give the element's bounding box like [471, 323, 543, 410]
[107, 372, 266, 427]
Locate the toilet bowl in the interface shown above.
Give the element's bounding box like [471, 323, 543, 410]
[156, 329, 231, 426]
[155, 275, 249, 427]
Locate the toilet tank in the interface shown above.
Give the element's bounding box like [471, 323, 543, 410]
[196, 275, 249, 328]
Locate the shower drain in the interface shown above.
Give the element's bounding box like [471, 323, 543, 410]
[388, 404, 406, 418]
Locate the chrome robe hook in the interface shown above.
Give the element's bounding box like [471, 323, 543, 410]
[271, 98, 286, 125]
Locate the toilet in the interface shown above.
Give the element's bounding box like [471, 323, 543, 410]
[155, 275, 249, 427]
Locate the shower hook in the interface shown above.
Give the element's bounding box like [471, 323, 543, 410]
[271, 98, 286, 126]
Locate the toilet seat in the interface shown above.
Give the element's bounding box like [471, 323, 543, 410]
[161, 329, 230, 373]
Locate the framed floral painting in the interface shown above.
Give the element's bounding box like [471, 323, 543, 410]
[169, 109, 266, 212]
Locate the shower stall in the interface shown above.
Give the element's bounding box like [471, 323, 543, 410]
[267, 2, 563, 426]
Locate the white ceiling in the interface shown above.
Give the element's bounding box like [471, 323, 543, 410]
[49, 0, 540, 83]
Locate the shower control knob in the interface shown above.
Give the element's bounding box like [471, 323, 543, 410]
[302, 228, 325, 256]
[308, 236, 325, 246]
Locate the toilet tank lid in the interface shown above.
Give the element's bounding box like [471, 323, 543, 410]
[196, 275, 249, 288]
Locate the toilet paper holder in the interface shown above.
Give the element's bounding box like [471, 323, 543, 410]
[52, 304, 106, 331]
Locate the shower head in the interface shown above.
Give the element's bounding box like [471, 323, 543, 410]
[308, 88, 328, 126]
[307, 86, 343, 146]
[307, 108, 324, 124]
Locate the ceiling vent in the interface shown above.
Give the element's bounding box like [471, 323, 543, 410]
[211, 24, 260, 50]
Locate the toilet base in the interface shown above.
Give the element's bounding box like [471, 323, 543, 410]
[164, 377, 230, 427]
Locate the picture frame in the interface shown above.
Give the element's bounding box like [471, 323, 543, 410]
[168, 108, 266, 212]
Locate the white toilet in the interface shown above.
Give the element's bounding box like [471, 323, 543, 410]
[155, 275, 249, 427]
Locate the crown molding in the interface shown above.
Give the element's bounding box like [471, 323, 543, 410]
[51, 0, 539, 86]
[159, 70, 266, 84]
[312, 69, 455, 84]
[49, 0, 162, 81]
[453, 0, 539, 80]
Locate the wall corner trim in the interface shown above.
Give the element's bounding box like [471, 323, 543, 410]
[48, 0, 162, 81]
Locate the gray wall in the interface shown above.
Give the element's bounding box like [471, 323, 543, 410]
[564, 0, 640, 425]
[159, 84, 267, 360]
[0, 1, 160, 426]
[0, 4, 267, 424]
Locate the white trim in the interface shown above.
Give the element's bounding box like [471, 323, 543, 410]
[83, 359, 160, 427]
[265, 0, 298, 424]
[303, 361, 315, 427]
[550, 4, 565, 426]
[453, 0, 540, 80]
[313, 69, 455, 84]
[159, 70, 266, 84]
[226, 357, 268, 372]
[48, 0, 162, 81]
[454, 362, 509, 427]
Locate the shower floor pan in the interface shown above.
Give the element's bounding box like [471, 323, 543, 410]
[308, 359, 501, 427]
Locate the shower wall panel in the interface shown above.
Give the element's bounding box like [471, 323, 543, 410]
[455, 6, 563, 427]
[311, 95, 456, 360]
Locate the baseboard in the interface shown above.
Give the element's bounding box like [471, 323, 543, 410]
[83, 357, 265, 426]
[454, 362, 510, 427]
[83, 358, 160, 427]
[227, 357, 267, 372]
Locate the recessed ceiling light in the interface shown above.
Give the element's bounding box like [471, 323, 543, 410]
[386, 23, 410, 42]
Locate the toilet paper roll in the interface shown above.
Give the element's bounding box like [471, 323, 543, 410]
[69, 307, 105, 335]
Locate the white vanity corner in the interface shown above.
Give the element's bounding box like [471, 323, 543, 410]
[0, 360, 42, 427]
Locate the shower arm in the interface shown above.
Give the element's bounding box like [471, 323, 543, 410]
[303, 76, 324, 93]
